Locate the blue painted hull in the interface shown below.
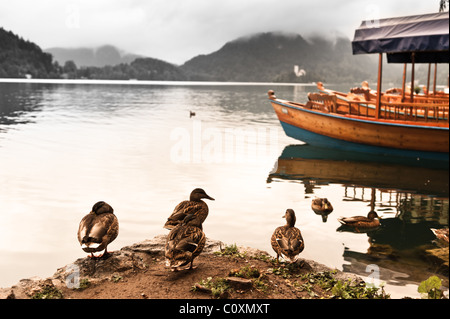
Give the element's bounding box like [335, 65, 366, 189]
[279, 120, 449, 162]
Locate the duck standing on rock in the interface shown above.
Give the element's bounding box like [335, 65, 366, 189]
[271, 209, 305, 263]
[165, 214, 206, 271]
[311, 198, 333, 222]
[77, 201, 119, 258]
[337, 211, 381, 233]
[164, 188, 214, 230]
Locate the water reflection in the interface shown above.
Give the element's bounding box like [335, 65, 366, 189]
[0, 83, 44, 131]
[268, 144, 449, 289]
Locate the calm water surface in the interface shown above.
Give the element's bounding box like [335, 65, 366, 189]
[0, 81, 448, 298]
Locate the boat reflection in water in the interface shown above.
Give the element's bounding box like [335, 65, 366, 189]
[268, 144, 449, 292]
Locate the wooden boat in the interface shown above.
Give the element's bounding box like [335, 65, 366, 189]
[269, 12, 449, 156]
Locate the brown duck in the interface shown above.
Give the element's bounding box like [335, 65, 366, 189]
[337, 211, 380, 232]
[164, 188, 214, 230]
[311, 198, 333, 214]
[77, 201, 119, 258]
[271, 209, 305, 263]
[165, 214, 206, 271]
[431, 227, 449, 247]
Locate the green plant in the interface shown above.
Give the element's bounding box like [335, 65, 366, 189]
[31, 286, 63, 299]
[111, 274, 123, 283]
[271, 262, 304, 279]
[214, 244, 247, 258]
[229, 266, 260, 279]
[418, 276, 445, 299]
[193, 277, 231, 299]
[331, 279, 389, 299]
[76, 278, 91, 290]
[301, 271, 338, 291]
[253, 277, 270, 293]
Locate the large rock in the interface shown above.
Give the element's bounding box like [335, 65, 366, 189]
[0, 235, 224, 299]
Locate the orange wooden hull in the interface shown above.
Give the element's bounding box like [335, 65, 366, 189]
[271, 98, 449, 153]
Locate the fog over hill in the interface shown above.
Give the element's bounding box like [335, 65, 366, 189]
[180, 32, 380, 83]
[45, 45, 143, 68]
[4, 27, 444, 85]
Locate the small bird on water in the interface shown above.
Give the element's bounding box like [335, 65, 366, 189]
[190, 111, 196, 118]
[77, 201, 119, 259]
[164, 188, 214, 230]
[271, 209, 305, 263]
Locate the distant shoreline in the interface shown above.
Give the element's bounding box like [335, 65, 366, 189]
[0, 78, 319, 87]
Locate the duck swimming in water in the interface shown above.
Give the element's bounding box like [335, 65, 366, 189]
[77, 201, 119, 258]
[165, 214, 206, 271]
[337, 211, 380, 233]
[311, 198, 333, 222]
[271, 209, 305, 263]
[164, 188, 214, 230]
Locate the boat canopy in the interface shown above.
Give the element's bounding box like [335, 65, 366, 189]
[352, 12, 449, 63]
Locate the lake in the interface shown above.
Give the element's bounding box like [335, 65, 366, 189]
[0, 80, 448, 298]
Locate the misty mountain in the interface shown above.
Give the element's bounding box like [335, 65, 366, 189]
[2, 27, 404, 84]
[45, 45, 143, 67]
[75, 57, 187, 81]
[181, 32, 378, 83]
[0, 27, 59, 78]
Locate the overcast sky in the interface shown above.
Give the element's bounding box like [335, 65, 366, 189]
[0, 0, 441, 64]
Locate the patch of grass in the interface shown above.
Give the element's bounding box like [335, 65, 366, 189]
[300, 271, 338, 291]
[31, 286, 63, 299]
[229, 266, 260, 279]
[111, 274, 123, 283]
[251, 253, 275, 263]
[214, 244, 247, 258]
[282, 269, 390, 299]
[270, 262, 304, 279]
[253, 277, 270, 294]
[229, 265, 270, 294]
[75, 278, 91, 290]
[330, 279, 390, 299]
[193, 277, 231, 299]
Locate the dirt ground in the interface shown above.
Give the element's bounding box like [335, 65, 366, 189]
[54, 246, 376, 300]
[2, 237, 393, 300]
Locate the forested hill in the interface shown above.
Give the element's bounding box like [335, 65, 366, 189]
[1, 28, 381, 83]
[0, 27, 59, 78]
[180, 32, 378, 83]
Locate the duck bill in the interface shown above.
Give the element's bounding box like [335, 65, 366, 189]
[203, 193, 214, 201]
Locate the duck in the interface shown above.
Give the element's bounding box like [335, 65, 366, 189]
[311, 198, 333, 222]
[164, 188, 214, 230]
[190, 111, 196, 118]
[431, 227, 449, 247]
[77, 201, 119, 258]
[337, 211, 380, 233]
[271, 209, 305, 263]
[165, 214, 206, 271]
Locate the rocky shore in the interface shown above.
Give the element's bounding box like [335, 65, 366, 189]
[1, 235, 386, 299]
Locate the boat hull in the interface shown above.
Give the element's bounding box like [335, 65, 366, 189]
[271, 99, 449, 156]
